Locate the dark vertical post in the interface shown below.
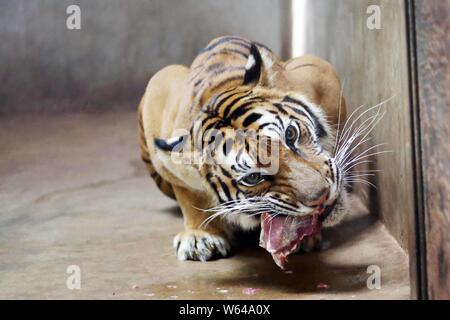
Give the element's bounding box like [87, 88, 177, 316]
[406, 0, 450, 300]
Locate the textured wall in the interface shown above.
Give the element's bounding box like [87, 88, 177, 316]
[0, 0, 288, 114]
[298, 0, 414, 251]
[412, 0, 450, 300]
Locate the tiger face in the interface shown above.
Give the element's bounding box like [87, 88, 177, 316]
[154, 43, 348, 233]
[197, 88, 345, 230]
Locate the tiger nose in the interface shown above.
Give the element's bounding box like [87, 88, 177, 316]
[305, 187, 329, 207]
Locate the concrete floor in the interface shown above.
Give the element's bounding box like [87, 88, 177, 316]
[0, 111, 410, 299]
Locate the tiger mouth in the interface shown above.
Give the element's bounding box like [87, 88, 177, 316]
[319, 200, 337, 222]
[251, 199, 337, 221]
[258, 200, 337, 270]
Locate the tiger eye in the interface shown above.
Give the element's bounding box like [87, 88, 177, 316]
[242, 172, 263, 186]
[285, 125, 298, 143]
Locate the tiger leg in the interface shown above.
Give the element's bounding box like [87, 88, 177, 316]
[141, 153, 175, 199]
[172, 185, 232, 261]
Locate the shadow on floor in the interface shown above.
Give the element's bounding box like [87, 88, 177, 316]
[216, 211, 377, 294]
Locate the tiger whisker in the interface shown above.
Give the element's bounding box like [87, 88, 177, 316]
[342, 150, 393, 171]
[349, 169, 383, 174]
[334, 96, 394, 164]
[198, 197, 274, 228]
[336, 96, 393, 152]
[333, 103, 367, 156]
[344, 173, 376, 178]
[340, 143, 389, 170]
[333, 79, 346, 154]
[341, 160, 374, 173]
[335, 105, 381, 160]
[335, 106, 385, 164]
[337, 114, 383, 164]
[344, 178, 377, 189]
[337, 109, 387, 166]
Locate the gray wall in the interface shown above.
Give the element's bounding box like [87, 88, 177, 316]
[0, 0, 289, 115]
[300, 0, 414, 251]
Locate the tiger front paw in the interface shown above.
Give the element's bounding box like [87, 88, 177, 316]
[173, 229, 231, 261]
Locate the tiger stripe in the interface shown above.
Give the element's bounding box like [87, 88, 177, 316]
[138, 101, 175, 199]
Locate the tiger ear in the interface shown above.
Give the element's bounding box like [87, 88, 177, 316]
[154, 135, 188, 152]
[243, 43, 264, 86]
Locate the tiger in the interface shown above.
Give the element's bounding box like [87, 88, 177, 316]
[138, 36, 348, 262]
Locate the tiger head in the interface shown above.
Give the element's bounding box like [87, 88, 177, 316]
[154, 44, 348, 230]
